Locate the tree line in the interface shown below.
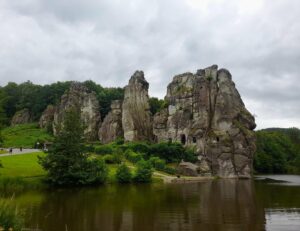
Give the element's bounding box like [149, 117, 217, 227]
[254, 127, 300, 174]
[0, 80, 124, 127]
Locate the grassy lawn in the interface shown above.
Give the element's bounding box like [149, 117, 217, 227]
[0, 152, 46, 178]
[1, 123, 53, 148]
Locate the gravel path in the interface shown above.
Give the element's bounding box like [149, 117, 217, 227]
[0, 148, 42, 157]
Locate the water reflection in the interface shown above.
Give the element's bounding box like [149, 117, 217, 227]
[18, 180, 271, 231]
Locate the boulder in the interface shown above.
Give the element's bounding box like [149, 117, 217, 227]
[39, 105, 55, 129]
[99, 100, 123, 144]
[11, 108, 32, 126]
[153, 65, 256, 178]
[53, 82, 101, 141]
[122, 71, 153, 141]
[177, 161, 199, 176]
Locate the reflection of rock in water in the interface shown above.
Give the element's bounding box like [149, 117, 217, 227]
[23, 181, 266, 231]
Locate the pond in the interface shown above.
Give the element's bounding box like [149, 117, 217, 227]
[13, 175, 300, 231]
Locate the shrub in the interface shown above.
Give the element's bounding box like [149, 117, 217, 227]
[0, 199, 24, 231]
[127, 142, 150, 155]
[95, 145, 114, 155]
[163, 166, 177, 175]
[133, 160, 153, 183]
[103, 153, 122, 164]
[115, 164, 132, 183]
[125, 150, 143, 163]
[149, 156, 166, 171]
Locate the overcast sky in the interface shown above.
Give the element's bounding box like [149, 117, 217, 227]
[0, 0, 299, 129]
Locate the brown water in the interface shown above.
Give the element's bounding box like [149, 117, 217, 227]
[15, 175, 300, 231]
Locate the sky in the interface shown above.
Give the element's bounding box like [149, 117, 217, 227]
[0, 0, 299, 129]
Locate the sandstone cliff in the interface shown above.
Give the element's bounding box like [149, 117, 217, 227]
[11, 108, 32, 126]
[39, 105, 55, 129]
[122, 71, 153, 141]
[99, 100, 123, 144]
[53, 82, 101, 141]
[153, 65, 256, 178]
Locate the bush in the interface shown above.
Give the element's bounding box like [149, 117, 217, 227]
[133, 160, 153, 183]
[95, 145, 114, 155]
[126, 142, 150, 155]
[125, 150, 143, 163]
[103, 153, 122, 164]
[115, 164, 132, 183]
[163, 166, 177, 175]
[0, 199, 24, 231]
[149, 156, 166, 171]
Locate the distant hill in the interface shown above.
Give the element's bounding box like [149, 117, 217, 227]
[254, 127, 300, 174]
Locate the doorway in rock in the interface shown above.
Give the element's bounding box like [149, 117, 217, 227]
[180, 134, 186, 145]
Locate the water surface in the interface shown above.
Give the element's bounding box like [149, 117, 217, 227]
[12, 175, 300, 231]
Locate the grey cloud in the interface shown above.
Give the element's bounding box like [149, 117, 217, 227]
[0, 0, 300, 129]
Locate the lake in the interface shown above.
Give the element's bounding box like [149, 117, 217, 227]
[14, 175, 300, 231]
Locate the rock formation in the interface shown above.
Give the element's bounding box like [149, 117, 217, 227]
[39, 105, 55, 129]
[122, 71, 153, 141]
[153, 65, 256, 178]
[11, 108, 32, 126]
[53, 82, 101, 141]
[99, 100, 123, 144]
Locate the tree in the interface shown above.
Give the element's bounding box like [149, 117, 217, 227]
[39, 107, 108, 185]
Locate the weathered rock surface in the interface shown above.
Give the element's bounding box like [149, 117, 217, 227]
[153, 65, 256, 178]
[99, 100, 123, 144]
[177, 161, 199, 176]
[39, 105, 55, 129]
[122, 71, 153, 141]
[11, 108, 32, 125]
[53, 82, 101, 141]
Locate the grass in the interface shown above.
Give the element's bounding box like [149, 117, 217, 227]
[0, 150, 7, 155]
[0, 152, 46, 178]
[1, 123, 53, 148]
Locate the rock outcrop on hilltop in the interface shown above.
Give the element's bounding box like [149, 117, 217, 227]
[39, 105, 56, 129]
[53, 82, 101, 141]
[122, 71, 153, 141]
[153, 65, 256, 178]
[11, 108, 32, 126]
[99, 100, 123, 144]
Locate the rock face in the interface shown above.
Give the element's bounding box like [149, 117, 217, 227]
[153, 65, 256, 178]
[177, 161, 199, 176]
[11, 108, 32, 125]
[99, 100, 123, 144]
[53, 82, 101, 141]
[39, 105, 55, 129]
[122, 71, 153, 141]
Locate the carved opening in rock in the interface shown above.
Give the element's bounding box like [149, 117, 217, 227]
[192, 136, 197, 143]
[216, 137, 220, 142]
[180, 134, 186, 145]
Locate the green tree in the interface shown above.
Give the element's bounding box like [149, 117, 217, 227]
[115, 164, 132, 183]
[39, 107, 108, 185]
[149, 97, 167, 115]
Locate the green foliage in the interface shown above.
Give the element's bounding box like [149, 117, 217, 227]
[149, 97, 167, 115]
[103, 153, 122, 164]
[254, 129, 300, 174]
[149, 156, 166, 171]
[115, 164, 132, 183]
[133, 160, 153, 183]
[1, 123, 53, 148]
[149, 142, 197, 163]
[0, 199, 24, 231]
[125, 150, 143, 163]
[95, 145, 114, 155]
[39, 108, 108, 185]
